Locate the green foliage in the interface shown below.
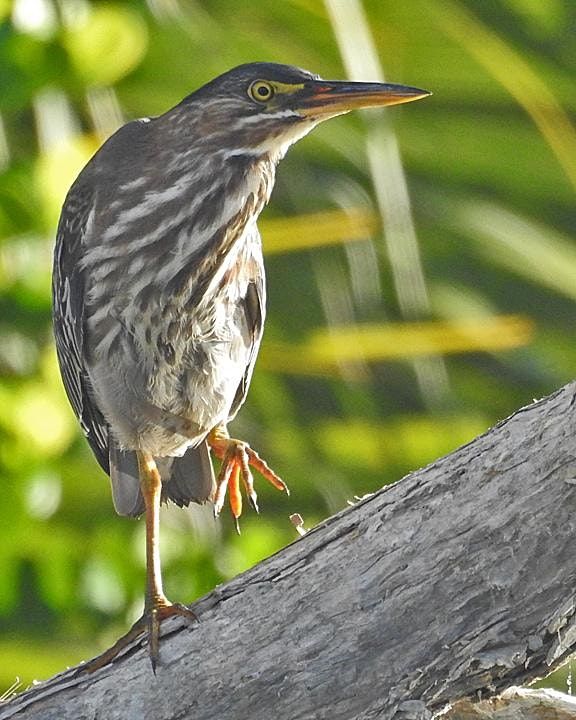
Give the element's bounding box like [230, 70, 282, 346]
[0, 0, 574, 693]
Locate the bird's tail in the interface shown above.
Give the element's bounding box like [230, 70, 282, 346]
[109, 442, 216, 518]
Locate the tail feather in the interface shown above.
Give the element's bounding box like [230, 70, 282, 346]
[109, 441, 216, 518]
[157, 443, 216, 507]
[109, 445, 144, 517]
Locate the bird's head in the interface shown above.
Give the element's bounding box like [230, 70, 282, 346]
[175, 62, 430, 161]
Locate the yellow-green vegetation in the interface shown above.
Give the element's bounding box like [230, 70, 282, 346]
[0, 0, 574, 693]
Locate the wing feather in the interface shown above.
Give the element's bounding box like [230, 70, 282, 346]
[52, 184, 110, 473]
[229, 268, 265, 421]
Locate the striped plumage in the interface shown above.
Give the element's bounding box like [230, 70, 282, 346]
[53, 64, 317, 516]
[52, 62, 429, 669]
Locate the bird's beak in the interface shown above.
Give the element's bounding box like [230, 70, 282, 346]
[297, 80, 431, 118]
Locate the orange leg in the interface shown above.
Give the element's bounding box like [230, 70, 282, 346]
[208, 424, 289, 531]
[80, 451, 195, 673]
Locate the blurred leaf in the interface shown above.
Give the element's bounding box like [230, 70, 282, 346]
[62, 4, 148, 86]
[503, 0, 566, 37]
[214, 518, 289, 578]
[436, 0, 576, 190]
[262, 316, 534, 374]
[0, 638, 91, 687]
[456, 200, 576, 301]
[262, 207, 378, 254]
[0, 0, 10, 21]
[317, 414, 490, 473]
[0, 32, 62, 111]
[11, 381, 75, 456]
[34, 134, 99, 228]
[0, 553, 19, 613]
[81, 557, 125, 614]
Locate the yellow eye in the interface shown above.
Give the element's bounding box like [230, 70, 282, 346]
[249, 80, 275, 103]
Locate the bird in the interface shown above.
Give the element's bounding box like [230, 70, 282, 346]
[52, 61, 430, 670]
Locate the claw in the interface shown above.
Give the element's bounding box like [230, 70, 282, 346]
[208, 425, 288, 528]
[145, 600, 197, 672]
[239, 460, 259, 513]
[79, 600, 196, 674]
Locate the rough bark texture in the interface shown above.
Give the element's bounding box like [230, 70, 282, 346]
[2, 382, 576, 720]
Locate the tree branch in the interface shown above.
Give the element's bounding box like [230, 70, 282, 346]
[2, 382, 576, 720]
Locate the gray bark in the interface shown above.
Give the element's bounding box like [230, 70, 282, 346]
[2, 381, 576, 720]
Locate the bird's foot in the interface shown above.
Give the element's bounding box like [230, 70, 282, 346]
[208, 425, 289, 531]
[79, 597, 196, 674]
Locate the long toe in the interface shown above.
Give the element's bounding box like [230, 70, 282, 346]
[148, 601, 197, 672]
[208, 426, 288, 528]
[79, 616, 148, 674]
[79, 601, 196, 674]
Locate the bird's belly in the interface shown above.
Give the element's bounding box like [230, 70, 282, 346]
[86, 266, 258, 457]
[152, 322, 250, 436]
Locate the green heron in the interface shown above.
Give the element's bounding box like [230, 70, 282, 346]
[52, 62, 429, 670]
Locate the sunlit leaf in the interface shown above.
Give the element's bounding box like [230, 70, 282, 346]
[262, 207, 378, 254]
[0, 0, 11, 22]
[34, 134, 99, 228]
[261, 316, 534, 374]
[63, 5, 148, 86]
[12, 381, 76, 456]
[316, 414, 490, 472]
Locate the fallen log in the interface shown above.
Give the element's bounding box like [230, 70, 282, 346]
[2, 382, 576, 720]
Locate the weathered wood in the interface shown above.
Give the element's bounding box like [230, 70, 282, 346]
[2, 382, 576, 720]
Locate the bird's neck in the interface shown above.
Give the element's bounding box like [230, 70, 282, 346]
[152, 150, 275, 307]
[85, 137, 279, 315]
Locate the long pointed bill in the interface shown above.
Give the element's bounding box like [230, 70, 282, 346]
[298, 80, 431, 119]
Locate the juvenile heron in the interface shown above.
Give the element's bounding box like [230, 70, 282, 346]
[52, 62, 429, 669]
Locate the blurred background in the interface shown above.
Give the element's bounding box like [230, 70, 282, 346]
[0, 0, 575, 695]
